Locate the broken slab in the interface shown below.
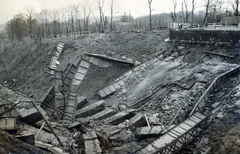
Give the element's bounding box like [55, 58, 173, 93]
[18, 105, 47, 124]
[83, 131, 102, 154]
[76, 96, 87, 110]
[135, 127, 151, 137]
[82, 131, 98, 141]
[16, 134, 34, 145]
[35, 141, 69, 154]
[89, 108, 116, 120]
[75, 100, 105, 118]
[129, 113, 147, 127]
[135, 126, 162, 138]
[0, 107, 18, 130]
[85, 53, 134, 66]
[20, 124, 71, 147]
[107, 109, 136, 125]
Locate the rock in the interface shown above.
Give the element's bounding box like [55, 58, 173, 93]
[134, 61, 142, 66]
[121, 55, 127, 60]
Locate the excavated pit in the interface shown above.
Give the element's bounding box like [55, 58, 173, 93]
[1, 30, 240, 153]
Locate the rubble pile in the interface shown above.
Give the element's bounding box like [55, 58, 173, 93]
[1, 31, 240, 153]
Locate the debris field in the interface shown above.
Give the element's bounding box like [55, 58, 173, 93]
[1, 30, 240, 153]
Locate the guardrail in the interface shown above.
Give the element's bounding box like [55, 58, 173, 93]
[190, 65, 240, 115]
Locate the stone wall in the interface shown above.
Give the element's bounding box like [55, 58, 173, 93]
[169, 29, 240, 44]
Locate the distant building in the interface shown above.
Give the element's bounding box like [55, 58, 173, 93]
[114, 12, 135, 30]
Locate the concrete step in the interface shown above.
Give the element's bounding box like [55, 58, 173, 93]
[89, 108, 116, 120]
[75, 100, 105, 118]
[106, 109, 136, 125]
[97, 79, 124, 98]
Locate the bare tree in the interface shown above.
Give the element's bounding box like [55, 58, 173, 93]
[82, 3, 91, 31]
[21, 7, 37, 40]
[232, 0, 240, 16]
[110, 0, 114, 32]
[203, 0, 214, 24]
[148, 0, 153, 31]
[96, 0, 105, 33]
[191, 0, 197, 22]
[170, 0, 177, 22]
[183, 0, 191, 23]
[214, 0, 225, 22]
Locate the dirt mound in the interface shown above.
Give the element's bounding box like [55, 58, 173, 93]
[0, 130, 44, 154]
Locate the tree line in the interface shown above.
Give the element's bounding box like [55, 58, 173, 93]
[1, 0, 240, 42]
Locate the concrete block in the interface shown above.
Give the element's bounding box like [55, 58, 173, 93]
[19, 106, 46, 124]
[49, 146, 64, 154]
[107, 109, 135, 125]
[129, 113, 147, 127]
[16, 134, 34, 145]
[76, 96, 87, 110]
[35, 141, 53, 149]
[135, 127, 151, 137]
[89, 108, 116, 120]
[148, 126, 162, 136]
[84, 138, 102, 154]
[83, 131, 98, 141]
[75, 100, 105, 118]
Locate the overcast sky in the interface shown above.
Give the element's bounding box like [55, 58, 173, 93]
[0, 0, 208, 25]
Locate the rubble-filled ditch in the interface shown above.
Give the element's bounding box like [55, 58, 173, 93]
[1, 31, 240, 153]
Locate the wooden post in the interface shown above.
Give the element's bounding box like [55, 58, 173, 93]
[31, 101, 65, 147]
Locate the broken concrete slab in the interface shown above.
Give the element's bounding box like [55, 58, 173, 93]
[109, 129, 133, 142]
[35, 141, 69, 154]
[84, 140, 102, 154]
[129, 113, 147, 127]
[85, 53, 134, 66]
[83, 131, 98, 141]
[75, 100, 105, 118]
[76, 96, 87, 110]
[16, 134, 34, 145]
[107, 109, 136, 125]
[89, 108, 116, 120]
[20, 124, 71, 147]
[18, 105, 47, 124]
[135, 127, 151, 137]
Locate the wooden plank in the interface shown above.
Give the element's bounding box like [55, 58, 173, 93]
[177, 123, 192, 131]
[172, 126, 187, 134]
[194, 112, 206, 120]
[184, 119, 197, 126]
[189, 115, 202, 123]
[167, 132, 178, 138]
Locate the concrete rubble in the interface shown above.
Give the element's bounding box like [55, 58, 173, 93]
[2, 30, 240, 154]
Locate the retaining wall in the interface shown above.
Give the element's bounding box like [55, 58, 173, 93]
[169, 29, 240, 44]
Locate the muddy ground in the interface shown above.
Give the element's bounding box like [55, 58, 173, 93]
[1, 31, 240, 153]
